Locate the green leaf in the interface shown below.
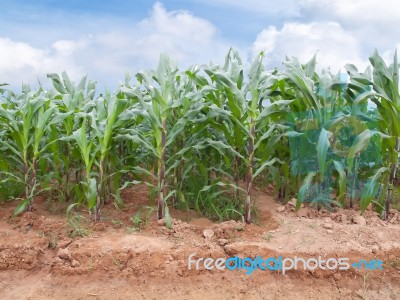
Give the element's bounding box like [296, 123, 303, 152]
[66, 203, 82, 215]
[360, 167, 388, 213]
[253, 158, 283, 179]
[14, 199, 30, 216]
[333, 161, 347, 204]
[86, 177, 98, 209]
[297, 172, 317, 210]
[317, 128, 331, 176]
[164, 205, 173, 229]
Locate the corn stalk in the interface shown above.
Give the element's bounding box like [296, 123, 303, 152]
[204, 50, 291, 223]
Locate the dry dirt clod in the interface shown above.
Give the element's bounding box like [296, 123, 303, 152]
[323, 223, 333, 230]
[352, 215, 366, 226]
[157, 219, 166, 226]
[203, 229, 214, 239]
[277, 206, 286, 213]
[71, 260, 80, 268]
[57, 248, 71, 260]
[297, 209, 308, 218]
[288, 198, 297, 207]
[51, 257, 63, 266]
[371, 245, 379, 254]
[218, 239, 229, 246]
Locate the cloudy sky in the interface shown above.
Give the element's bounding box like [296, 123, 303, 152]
[1, 0, 399, 90]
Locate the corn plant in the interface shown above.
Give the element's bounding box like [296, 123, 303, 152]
[47, 72, 96, 203]
[359, 50, 400, 218]
[280, 56, 374, 210]
[120, 54, 207, 222]
[0, 48, 399, 224]
[203, 50, 292, 223]
[0, 86, 69, 214]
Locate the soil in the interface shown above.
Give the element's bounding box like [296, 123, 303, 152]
[1, 185, 400, 300]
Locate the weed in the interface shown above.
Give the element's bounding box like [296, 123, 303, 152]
[111, 256, 122, 267]
[386, 258, 400, 270]
[362, 274, 369, 299]
[126, 226, 139, 234]
[48, 233, 58, 249]
[112, 219, 123, 227]
[130, 213, 143, 229]
[235, 225, 245, 231]
[263, 232, 273, 241]
[68, 213, 91, 237]
[128, 206, 156, 231]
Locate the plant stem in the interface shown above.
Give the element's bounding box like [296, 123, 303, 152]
[385, 137, 399, 220]
[245, 120, 255, 224]
[157, 118, 167, 220]
[350, 155, 360, 209]
[234, 148, 240, 199]
[65, 143, 70, 202]
[95, 159, 104, 221]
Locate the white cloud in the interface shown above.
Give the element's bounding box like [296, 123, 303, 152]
[133, 2, 228, 65]
[0, 2, 232, 89]
[298, 0, 400, 51]
[0, 37, 84, 86]
[52, 39, 89, 56]
[3, 0, 397, 90]
[253, 22, 367, 72]
[300, 0, 400, 25]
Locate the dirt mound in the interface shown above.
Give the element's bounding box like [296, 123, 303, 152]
[1, 188, 400, 299]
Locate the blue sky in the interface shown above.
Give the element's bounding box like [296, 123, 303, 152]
[1, 0, 399, 89]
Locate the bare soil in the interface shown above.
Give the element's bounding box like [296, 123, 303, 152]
[1, 185, 400, 300]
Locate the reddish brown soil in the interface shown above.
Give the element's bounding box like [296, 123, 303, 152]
[1, 185, 400, 299]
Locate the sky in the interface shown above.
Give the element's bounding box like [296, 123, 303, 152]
[1, 0, 399, 90]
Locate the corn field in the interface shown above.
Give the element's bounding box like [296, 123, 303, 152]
[0, 49, 399, 224]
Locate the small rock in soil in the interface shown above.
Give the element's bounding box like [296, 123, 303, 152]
[371, 245, 379, 254]
[218, 239, 229, 246]
[57, 248, 71, 260]
[71, 260, 80, 268]
[157, 219, 166, 226]
[277, 206, 286, 212]
[323, 223, 333, 230]
[203, 228, 214, 239]
[288, 198, 297, 207]
[352, 215, 366, 226]
[51, 257, 63, 266]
